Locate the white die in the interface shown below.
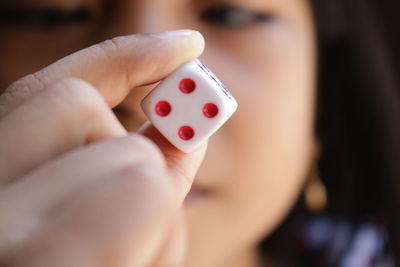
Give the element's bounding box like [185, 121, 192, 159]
[141, 59, 238, 153]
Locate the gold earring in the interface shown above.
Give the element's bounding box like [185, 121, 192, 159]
[304, 163, 327, 213]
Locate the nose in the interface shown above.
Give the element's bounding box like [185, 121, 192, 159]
[106, 1, 183, 36]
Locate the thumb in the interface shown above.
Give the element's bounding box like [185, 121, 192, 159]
[138, 121, 207, 203]
[0, 30, 204, 117]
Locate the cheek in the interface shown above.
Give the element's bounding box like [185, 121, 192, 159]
[214, 80, 314, 243]
[191, 9, 316, 254]
[200, 22, 315, 184]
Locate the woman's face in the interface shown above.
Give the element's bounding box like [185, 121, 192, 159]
[0, 0, 316, 266]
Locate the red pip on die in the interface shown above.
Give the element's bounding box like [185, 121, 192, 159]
[141, 59, 238, 153]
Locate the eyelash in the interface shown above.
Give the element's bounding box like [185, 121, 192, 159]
[0, 4, 271, 28]
[0, 6, 91, 27]
[199, 5, 272, 27]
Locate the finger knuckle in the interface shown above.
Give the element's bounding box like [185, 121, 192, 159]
[54, 78, 99, 102]
[116, 163, 174, 210]
[126, 134, 166, 163]
[110, 134, 170, 197]
[96, 36, 129, 55]
[10, 72, 47, 94]
[0, 73, 46, 116]
[51, 78, 107, 120]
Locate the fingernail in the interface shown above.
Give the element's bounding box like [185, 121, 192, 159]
[152, 29, 195, 39]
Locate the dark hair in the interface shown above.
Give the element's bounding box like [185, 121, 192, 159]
[260, 0, 400, 266]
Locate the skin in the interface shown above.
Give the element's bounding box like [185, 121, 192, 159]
[0, 0, 317, 266]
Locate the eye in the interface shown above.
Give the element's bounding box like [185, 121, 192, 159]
[0, 6, 92, 27]
[199, 5, 272, 28]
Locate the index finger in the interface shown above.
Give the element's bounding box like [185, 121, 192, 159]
[0, 30, 205, 117]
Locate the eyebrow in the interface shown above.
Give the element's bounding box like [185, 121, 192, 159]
[0, 6, 90, 26]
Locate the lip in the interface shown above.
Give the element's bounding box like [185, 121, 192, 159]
[184, 183, 212, 204]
